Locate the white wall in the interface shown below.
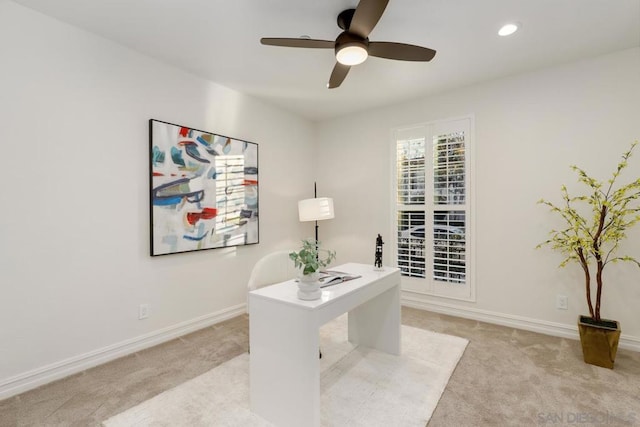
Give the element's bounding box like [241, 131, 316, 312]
[0, 1, 315, 396]
[1, 0, 639, 400]
[316, 48, 640, 344]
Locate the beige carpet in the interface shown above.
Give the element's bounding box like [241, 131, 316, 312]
[103, 316, 468, 427]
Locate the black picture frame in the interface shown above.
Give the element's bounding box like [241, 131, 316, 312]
[149, 119, 259, 256]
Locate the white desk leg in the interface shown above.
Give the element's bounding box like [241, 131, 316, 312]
[249, 296, 320, 427]
[347, 284, 401, 355]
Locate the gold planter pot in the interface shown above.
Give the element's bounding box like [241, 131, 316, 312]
[577, 315, 621, 369]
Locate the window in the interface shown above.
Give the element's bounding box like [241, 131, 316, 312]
[393, 118, 474, 301]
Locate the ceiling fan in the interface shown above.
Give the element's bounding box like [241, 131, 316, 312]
[260, 0, 436, 89]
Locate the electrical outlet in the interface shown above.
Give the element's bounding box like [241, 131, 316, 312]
[556, 295, 568, 310]
[139, 303, 150, 319]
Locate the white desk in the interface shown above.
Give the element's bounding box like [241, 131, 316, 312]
[249, 263, 401, 427]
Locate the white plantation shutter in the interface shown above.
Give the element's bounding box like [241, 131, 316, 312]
[397, 210, 426, 278]
[433, 210, 466, 283]
[397, 138, 425, 205]
[393, 118, 474, 301]
[432, 131, 467, 285]
[396, 137, 426, 278]
[433, 132, 466, 205]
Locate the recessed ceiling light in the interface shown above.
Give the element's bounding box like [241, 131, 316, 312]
[498, 23, 519, 37]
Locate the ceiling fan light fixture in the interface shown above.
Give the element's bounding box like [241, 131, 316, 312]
[261, 3, 436, 88]
[498, 23, 519, 36]
[336, 44, 368, 66]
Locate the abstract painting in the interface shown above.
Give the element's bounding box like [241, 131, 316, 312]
[149, 119, 259, 256]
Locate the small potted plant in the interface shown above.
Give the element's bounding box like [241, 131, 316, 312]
[538, 142, 640, 368]
[289, 239, 336, 300]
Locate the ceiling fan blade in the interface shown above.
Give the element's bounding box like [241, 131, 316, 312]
[368, 42, 437, 61]
[328, 63, 351, 89]
[260, 38, 334, 49]
[350, 0, 389, 38]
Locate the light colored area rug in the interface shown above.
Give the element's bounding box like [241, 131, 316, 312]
[103, 316, 468, 427]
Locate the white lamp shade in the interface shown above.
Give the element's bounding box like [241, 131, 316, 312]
[298, 197, 335, 222]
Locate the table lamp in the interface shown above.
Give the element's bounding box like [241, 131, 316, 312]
[298, 183, 334, 244]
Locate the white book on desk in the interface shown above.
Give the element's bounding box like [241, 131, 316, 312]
[319, 271, 361, 288]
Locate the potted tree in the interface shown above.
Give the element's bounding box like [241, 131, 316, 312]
[538, 142, 640, 368]
[289, 239, 336, 300]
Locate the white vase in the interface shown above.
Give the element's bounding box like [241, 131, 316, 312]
[297, 272, 322, 300]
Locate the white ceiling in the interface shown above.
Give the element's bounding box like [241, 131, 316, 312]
[12, 0, 640, 121]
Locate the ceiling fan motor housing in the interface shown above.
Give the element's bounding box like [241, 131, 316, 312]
[337, 8, 356, 30]
[335, 31, 369, 53]
[335, 32, 369, 65]
[335, 9, 369, 66]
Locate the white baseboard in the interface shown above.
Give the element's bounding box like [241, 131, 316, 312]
[0, 303, 247, 400]
[4, 296, 637, 401]
[401, 294, 640, 353]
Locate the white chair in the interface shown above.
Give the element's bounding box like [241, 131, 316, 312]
[247, 250, 298, 292]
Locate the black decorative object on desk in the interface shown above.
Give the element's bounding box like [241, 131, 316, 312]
[374, 234, 384, 271]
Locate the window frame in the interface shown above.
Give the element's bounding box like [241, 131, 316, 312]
[390, 116, 475, 302]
